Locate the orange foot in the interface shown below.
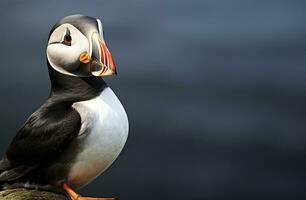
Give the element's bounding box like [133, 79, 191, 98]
[63, 183, 116, 200]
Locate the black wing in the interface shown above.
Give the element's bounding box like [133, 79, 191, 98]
[0, 102, 81, 182]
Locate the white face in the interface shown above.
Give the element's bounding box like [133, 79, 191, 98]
[47, 23, 90, 76]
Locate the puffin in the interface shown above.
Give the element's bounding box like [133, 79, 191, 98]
[0, 14, 129, 200]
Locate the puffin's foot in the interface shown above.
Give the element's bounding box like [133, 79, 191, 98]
[63, 184, 115, 200]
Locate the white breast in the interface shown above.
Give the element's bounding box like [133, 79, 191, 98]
[67, 87, 129, 189]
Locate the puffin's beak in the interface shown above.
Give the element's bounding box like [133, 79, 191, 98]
[89, 32, 116, 76]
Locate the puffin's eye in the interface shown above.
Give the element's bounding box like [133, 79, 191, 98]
[63, 34, 72, 46]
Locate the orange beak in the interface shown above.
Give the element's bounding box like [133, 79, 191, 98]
[89, 32, 117, 77]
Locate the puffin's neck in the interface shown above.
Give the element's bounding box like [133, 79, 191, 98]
[47, 63, 107, 105]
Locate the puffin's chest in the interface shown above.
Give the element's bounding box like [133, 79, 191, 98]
[67, 87, 129, 188]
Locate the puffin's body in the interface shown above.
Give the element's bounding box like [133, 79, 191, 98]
[44, 86, 128, 190]
[65, 87, 128, 189]
[0, 15, 128, 199]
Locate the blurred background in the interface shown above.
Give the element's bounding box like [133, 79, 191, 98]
[0, 0, 306, 199]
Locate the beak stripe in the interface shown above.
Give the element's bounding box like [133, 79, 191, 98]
[106, 47, 115, 70]
[106, 46, 110, 67]
[100, 40, 107, 68]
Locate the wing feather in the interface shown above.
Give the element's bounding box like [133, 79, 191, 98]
[0, 103, 81, 182]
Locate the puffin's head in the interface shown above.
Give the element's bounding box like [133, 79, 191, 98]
[47, 15, 116, 77]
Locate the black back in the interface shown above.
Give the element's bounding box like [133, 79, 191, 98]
[0, 59, 107, 185]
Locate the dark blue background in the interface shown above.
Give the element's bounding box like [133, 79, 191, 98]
[0, 1, 306, 199]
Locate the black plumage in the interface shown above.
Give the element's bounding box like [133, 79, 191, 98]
[0, 63, 107, 188]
